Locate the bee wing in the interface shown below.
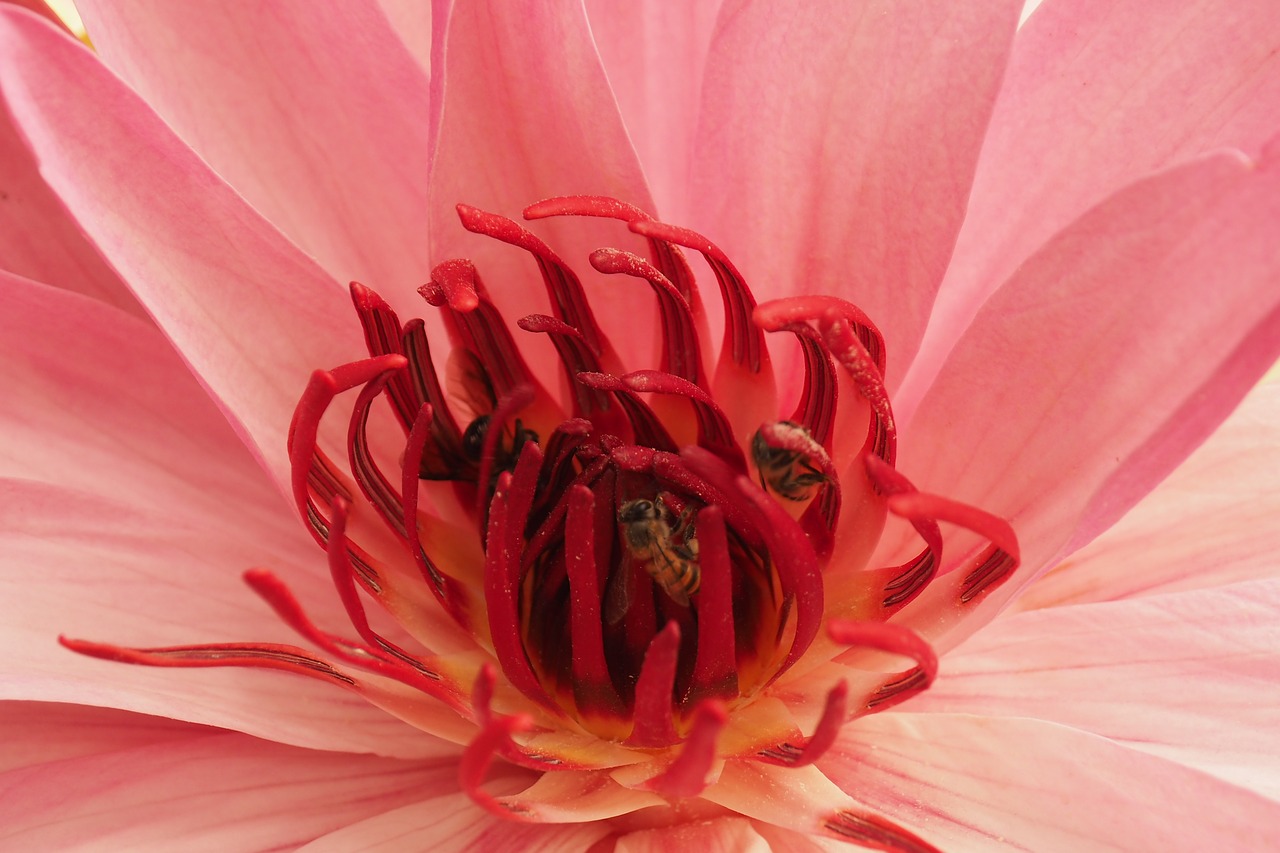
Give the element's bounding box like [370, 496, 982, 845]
[603, 558, 635, 625]
[446, 348, 498, 422]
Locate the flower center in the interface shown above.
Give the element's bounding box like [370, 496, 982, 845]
[63, 196, 1021, 815]
[350, 197, 871, 744]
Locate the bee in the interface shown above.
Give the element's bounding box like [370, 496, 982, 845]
[418, 349, 538, 489]
[610, 498, 701, 617]
[751, 420, 829, 502]
[459, 413, 539, 472]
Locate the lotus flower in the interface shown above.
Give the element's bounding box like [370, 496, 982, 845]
[3, 0, 1280, 849]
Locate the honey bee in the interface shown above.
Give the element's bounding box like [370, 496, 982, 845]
[751, 421, 829, 502]
[418, 349, 538, 490]
[610, 498, 701, 617]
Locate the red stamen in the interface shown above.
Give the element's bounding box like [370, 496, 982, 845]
[682, 447, 823, 685]
[618, 370, 744, 469]
[400, 318, 471, 481]
[243, 567, 465, 706]
[576, 371, 678, 452]
[645, 700, 727, 798]
[786, 325, 839, 449]
[59, 636, 357, 686]
[885, 492, 1019, 559]
[689, 506, 738, 701]
[822, 318, 895, 464]
[864, 455, 943, 610]
[758, 680, 848, 767]
[630, 219, 767, 373]
[287, 356, 406, 550]
[589, 247, 704, 385]
[754, 295, 886, 376]
[532, 418, 595, 513]
[866, 470, 1021, 604]
[349, 282, 418, 432]
[627, 621, 682, 747]
[828, 620, 938, 714]
[457, 203, 609, 358]
[459, 705, 536, 819]
[523, 195, 699, 304]
[400, 402, 458, 606]
[824, 810, 942, 853]
[475, 384, 537, 522]
[347, 370, 408, 539]
[322, 498, 444, 682]
[565, 485, 626, 716]
[483, 452, 563, 716]
[421, 259, 540, 400]
[516, 313, 619, 426]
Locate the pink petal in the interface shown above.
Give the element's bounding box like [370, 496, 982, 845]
[0, 25, 139, 315]
[0, 702, 212, 774]
[0, 7, 361, 491]
[300, 796, 611, 852]
[700, 761, 932, 849]
[75, 1, 435, 313]
[898, 146, 1280, 635]
[0, 277, 438, 757]
[913, 578, 1280, 799]
[904, 0, 1280, 406]
[1016, 381, 1280, 609]
[688, 0, 1022, 387]
[614, 817, 771, 853]
[427, 0, 657, 371]
[1, 0, 70, 33]
[585, 0, 722, 222]
[0, 731, 454, 849]
[376, 0, 432, 76]
[822, 713, 1280, 850]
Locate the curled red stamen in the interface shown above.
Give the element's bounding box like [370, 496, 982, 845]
[619, 370, 743, 468]
[864, 455, 943, 610]
[631, 219, 766, 373]
[347, 371, 408, 539]
[828, 620, 938, 713]
[400, 319, 471, 480]
[758, 680, 848, 767]
[400, 402, 456, 606]
[421, 259, 538, 399]
[864, 462, 1021, 603]
[459, 705, 536, 819]
[523, 195, 699, 304]
[577, 371, 678, 452]
[590, 247, 704, 385]
[349, 283, 418, 432]
[755, 295, 886, 376]
[517, 313, 614, 420]
[645, 700, 727, 798]
[245, 567, 444, 694]
[457, 203, 609, 357]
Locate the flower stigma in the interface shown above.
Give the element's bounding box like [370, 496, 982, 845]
[62, 197, 1020, 841]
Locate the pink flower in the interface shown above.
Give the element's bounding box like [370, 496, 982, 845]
[3, 0, 1280, 849]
